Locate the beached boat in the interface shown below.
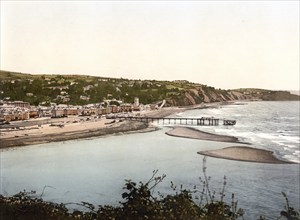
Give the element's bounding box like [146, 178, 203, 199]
[223, 120, 236, 126]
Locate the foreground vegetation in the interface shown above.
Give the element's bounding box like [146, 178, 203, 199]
[1, 158, 299, 220]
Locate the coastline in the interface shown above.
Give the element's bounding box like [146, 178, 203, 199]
[1, 101, 296, 164]
[0, 106, 186, 150]
[0, 120, 154, 149]
[0, 102, 223, 149]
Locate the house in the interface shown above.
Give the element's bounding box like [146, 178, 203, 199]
[56, 95, 70, 102]
[66, 108, 78, 115]
[14, 111, 30, 120]
[83, 85, 94, 92]
[80, 95, 90, 101]
[120, 104, 132, 112]
[98, 78, 108, 82]
[107, 94, 113, 99]
[29, 109, 39, 118]
[48, 86, 69, 91]
[60, 91, 68, 95]
[51, 108, 67, 118]
[134, 97, 139, 106]
[38, 106, 52, 117]
[110, 105, 119, 113]
[6, 101, 30, 108]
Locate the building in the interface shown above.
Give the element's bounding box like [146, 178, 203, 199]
[51, 108, 67, 118]
[6, 101, 30, 108]
[120, 104, 132, 112]
[134, 97, 139, 106]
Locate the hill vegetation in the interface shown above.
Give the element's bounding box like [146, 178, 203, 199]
[0, 70, 299, 106]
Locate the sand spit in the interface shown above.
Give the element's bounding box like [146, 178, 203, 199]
[198, 146, 295, 164]
[165, 126, 240, 143]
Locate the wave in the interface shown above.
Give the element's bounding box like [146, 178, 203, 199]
[180, 101, 299, 162]
[282, 154, 300, 163]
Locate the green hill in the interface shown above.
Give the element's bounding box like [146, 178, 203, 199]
[0, 70, 299, 106]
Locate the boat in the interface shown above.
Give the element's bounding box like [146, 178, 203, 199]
[223, 120, 236, 126]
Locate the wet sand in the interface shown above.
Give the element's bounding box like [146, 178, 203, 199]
[198, 146, 294, 164]
[165, 126, 240, 143]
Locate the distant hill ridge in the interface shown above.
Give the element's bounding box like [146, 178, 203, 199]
[0, 70, 299, 106]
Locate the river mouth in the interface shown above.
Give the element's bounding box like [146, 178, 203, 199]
[1, 102, 299, 219]
[1, 127, 299, 219]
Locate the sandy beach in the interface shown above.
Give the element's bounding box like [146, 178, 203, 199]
[0, 118, 154, 149]
[0, 107, 184, 149]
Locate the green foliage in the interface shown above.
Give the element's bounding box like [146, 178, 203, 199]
[0, 169, 299, 220]
[279, 192, 300, 220]
[1, 70, 298, 106]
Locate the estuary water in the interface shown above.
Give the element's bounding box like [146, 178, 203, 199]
[1, 101, 299, 219]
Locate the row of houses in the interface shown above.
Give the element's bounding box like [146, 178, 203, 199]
[0, 98, 158, 122]
[51, 104, 142, 118]
[0, 101, 39, 122]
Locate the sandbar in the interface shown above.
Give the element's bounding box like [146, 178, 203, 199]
[165, 126, 240, 143]
[198, 146, 294, 164]
[165, 127, 295, 164]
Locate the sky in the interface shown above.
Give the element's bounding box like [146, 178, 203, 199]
[0, 1, 299, 90]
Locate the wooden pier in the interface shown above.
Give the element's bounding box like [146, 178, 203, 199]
[116, 116, 235, 126]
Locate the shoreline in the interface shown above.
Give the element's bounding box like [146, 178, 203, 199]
[0, 120, 155, 149]
[0, 106, 187, 150]
[1, 101, 296, 164]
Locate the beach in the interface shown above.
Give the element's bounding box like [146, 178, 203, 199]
[0, 107, 185, 149]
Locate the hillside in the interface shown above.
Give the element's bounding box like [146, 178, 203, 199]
[0, 70, 299, 106]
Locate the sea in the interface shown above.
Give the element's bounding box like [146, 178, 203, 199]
[1, 101, 299, 219]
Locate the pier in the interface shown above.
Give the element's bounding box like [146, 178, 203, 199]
[116, 116, 235, 126]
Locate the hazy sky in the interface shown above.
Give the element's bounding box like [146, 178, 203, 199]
[1, 1, 299, 90]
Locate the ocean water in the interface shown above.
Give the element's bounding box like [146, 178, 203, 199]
[0, 101, 299, 219]
[171, 101, 300, 163]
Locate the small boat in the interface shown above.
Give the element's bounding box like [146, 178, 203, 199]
[223, 120, 236, 126]
[105, 120, 116, 125]
[50, 123, 65, 128]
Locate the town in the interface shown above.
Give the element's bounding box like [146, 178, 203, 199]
[0, 97, 160, 123]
